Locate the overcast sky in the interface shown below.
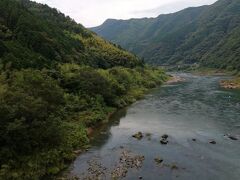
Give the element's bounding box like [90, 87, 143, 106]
[32, 0, 217, 27]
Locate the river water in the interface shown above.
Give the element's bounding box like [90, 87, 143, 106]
[68, 73, 240, 180]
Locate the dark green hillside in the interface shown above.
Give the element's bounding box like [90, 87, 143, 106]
[0, 0, 142, 69]
[92, 0, 240, 72]
[0, 0, 167, 179]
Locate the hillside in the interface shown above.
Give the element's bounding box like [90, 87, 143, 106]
[0, 0, 142, 69]
[0, 0, 167, 179]
[92, 0, 240, 72]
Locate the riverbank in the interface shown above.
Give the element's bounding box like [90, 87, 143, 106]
[0, 66, 169, 179]
[58, 69, 169, 179]
[166, 74, 186, 84]
[189, 67, 230, 76]
[190, 68, 240, 90]
[176, 67, 240, 90]
[67, 73, 240, 180]
[220, 78, 240, 89]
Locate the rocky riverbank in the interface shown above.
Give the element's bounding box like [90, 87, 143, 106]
[166, 75, 185, 84]
[220, 78, 240, 89]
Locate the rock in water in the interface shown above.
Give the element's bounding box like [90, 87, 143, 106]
[160, 139, 168, 145]
[132, 132, 143, 140]
[154, 157, 163, 164]
[161, 134, 169, 139]
[228, 136, 238, 140]
[73, 149, 82, 154]
[209, 140, 216, 144]
[160, 134, 169, 144]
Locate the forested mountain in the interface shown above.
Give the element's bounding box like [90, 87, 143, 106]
[92, 0, 240, 72]
[0, 0, 143, 69]
[0, 0, 167, 179]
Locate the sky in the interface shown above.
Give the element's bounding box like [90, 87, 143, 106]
[32, 0, 217, 27]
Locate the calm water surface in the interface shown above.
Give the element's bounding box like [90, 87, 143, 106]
[69, 73, 240, 180]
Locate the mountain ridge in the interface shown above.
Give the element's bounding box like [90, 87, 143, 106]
[92, 0, 240, 72]
[0, 0, 143, 70]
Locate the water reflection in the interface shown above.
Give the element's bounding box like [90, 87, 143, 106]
[69, 73, 240, 180]
[89, 108, 127, 148]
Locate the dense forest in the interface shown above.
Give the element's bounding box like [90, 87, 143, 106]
[0, 0, 167, 179]
[92, 0, 240, 73]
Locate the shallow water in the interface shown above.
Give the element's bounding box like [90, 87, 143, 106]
[69, 73, 240, 180]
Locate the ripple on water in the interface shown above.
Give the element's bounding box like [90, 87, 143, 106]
[68, 73, 240, 180]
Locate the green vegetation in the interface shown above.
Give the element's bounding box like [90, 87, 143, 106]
[0, 0, 142, 70]
[0, 66, 167, 179]
[92, 0, 240, 72]
[0, 0, 167, 179]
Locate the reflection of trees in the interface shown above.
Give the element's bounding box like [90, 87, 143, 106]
[90, 108, 127, 148]
[110, 108, 127, 126]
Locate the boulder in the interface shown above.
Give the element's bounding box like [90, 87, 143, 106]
[228, 136, 238, 140]
[160, 139, 168, 145]
[209, 140, 216, 144]
[161, 134, 169, 139]
[132, 132, 143, 140]
[154, 157, 163, 164]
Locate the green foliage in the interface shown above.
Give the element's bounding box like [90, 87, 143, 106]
[0, 66, 166, 179]
[0, 69, 64, 155]
[0, 70, 68, 179]
[0, 0, 167, 179]
[92, 0, 240, 72]
[0, 0, 142, 70]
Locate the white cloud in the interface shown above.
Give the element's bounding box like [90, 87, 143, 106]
[31, 0, 217, 27]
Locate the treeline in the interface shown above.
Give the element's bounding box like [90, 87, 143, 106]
[0, 0, 167, 179]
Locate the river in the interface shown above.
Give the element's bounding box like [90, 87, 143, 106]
[68, 73, 240, 180]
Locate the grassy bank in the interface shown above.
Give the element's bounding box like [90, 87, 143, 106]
[0, 65, 168, 179]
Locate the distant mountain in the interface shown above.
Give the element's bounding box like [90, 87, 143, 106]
[92, 0, 240, 71]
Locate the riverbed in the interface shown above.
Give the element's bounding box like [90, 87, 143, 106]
[68, 73, 240, 180]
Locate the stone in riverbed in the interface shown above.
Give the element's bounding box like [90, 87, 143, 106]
[161, 134, 169, 139]
[154, 157, 163, 164]
[160, 134, 169, 144]
[229, 136, 238, 140]
[160, 139, 168, 145]
[73, 149, 82, 154]
[209, 140, 216, 144]
[132, 132, 143, 140]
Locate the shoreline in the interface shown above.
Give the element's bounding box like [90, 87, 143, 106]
[61, 76, 171, 179]
[220, 78, 240, 90]
[168, 68, 240, 90]
[166, 74, 186, 84]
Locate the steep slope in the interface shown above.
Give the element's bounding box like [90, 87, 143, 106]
[0, 0, 142, 69]
[92, 0, 240, 71]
